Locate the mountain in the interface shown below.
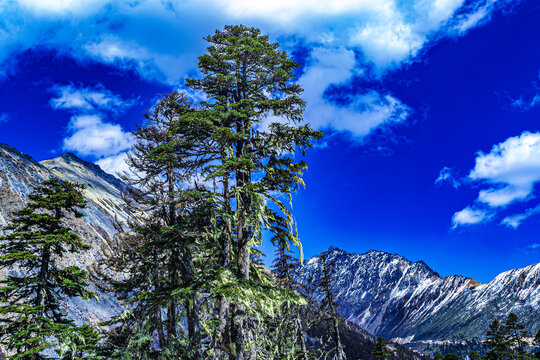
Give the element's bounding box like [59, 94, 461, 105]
[0, 144, 128, 326]
[298, 246, 540, 342]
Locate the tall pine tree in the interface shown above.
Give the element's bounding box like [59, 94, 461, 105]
[186, 25, 321, 359]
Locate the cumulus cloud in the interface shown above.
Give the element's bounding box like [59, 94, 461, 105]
[63, 114, 133, 158]
[0, 0, 516, 138]
[300, 47, 410, 137]
[50, 84, 135, 113]
[95, 151, 131, 177]
[48, 82, 134, 176]
[451, 206, 492, 229]
[469, 132, 540, 207]
[450, 131, 540, 229]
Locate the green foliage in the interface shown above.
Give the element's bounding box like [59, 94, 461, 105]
[484, 313, 535, 360]
[0, 178, 98, 359]
[442, 354, 458, 360]
[373, 337, 395, 360]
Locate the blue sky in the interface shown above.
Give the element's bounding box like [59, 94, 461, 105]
[0, 0, 539, 282]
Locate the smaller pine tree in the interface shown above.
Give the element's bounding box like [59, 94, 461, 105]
[504, 313, 529, 359]
[308, 252, 345, 360]
[373, 337, 394, 360]
[0, 178, 97, 359]
[271, 239, 309, 360]
[485, 319, 511, 360]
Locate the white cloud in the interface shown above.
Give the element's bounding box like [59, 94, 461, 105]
[218, 0, 465, 69]
[477, 186, 530, 207]
[435, 166, 461, 188]
[15, 0, 108, 15]
[469, 132, 540, 207]
[300, 47, 410, 137]
[63, 115, 133, 158]
[450, 131, 540, 229]
[83, 35, 193, 84]
[0, 0, 512, 77]
[49, 83, 134, 176]
[527, 243, 540, 250]
[501, 205, 540, 229]
[449, 0, 495, 34]
[451, 206, 492, 229]
[50, 84, 135, 113]
[511, 95, 540, 110]
[95, 151, 131, 176]
[0, 0, 518, 138]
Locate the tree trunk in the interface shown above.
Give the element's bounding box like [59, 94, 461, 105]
[233, 121, 252, 360]
[167, 247, 179, 344]
[183, 246, 203, 359]
[214, 171, 232, 357]
[166, 166, 178, 344]
[297, 319, 309, 360]
[333, 317, 344, 360]
[155, 306, 167, 349]
[36, 245, 50, 316]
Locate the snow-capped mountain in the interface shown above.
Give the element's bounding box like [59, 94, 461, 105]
[298, 246, 540, 342]
[0, 143, 129, 325]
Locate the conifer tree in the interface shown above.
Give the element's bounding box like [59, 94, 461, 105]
[186, 24, 322, 359]
[271, 241, 309, 360]
[103, 92, 212, 359]
[373, 337, 394, 360]
[308, 252, 345, 360]
[485, 319, 511, 360]
[504, 313, 530, 359]
[0, 178, 96, 359]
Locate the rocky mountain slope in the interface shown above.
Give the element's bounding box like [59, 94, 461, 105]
[0, 143, 129, 326]
[298, 246, 540, 342]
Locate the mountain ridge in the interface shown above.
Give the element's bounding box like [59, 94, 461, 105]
[299, 246, 539, 342]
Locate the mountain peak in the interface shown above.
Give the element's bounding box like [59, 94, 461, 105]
[59, 152, 86, 163]
[41, 153, 126, 192]
[0, 143, 44, 168]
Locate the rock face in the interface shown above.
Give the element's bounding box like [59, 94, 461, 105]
[0, 143, 129, 326]
[298, 247, 540, 341]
